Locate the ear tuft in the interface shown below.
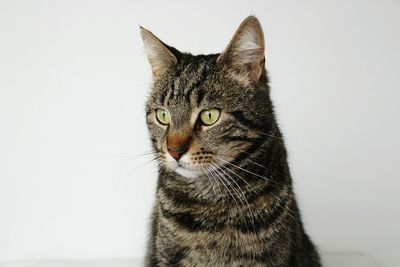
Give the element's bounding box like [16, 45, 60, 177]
[218, 16, 265, 82]
[140, 27, 178, 80]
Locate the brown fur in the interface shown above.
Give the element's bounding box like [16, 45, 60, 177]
[141, 16, 321, 267]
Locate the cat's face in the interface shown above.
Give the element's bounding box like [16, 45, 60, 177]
[141, 16, 270, 179]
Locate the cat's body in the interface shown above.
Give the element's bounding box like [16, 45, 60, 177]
[141, 16, 321, 267]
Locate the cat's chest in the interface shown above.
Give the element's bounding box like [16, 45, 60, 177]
[157, 214, 276, 265]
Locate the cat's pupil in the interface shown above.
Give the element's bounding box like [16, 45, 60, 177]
[208, 112, 211, 119]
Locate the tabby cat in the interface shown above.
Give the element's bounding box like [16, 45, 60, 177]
[140, 16, 321, 267]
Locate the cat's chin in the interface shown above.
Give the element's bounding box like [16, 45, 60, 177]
[174, 166, 203, 179]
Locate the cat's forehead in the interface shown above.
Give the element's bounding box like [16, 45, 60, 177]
[153, 55, 219, 105]
[172, 54, 217, 93]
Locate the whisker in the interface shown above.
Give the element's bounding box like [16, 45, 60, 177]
[206, 165, 241, 211]
[217, 164, 262, 203]
[236, 152, 270, 171]
[211, 163, 257, 233]
[125, 155, 161, 176]
[201, 166, 220, 196]
[216, 157, 265, 179]
[212, 164, 247, 209]
[216, 157, 292, 191]
[216, 151, 270, 171]
[116, 151, 157, 167]
[212, 157, 299, 223]
[254, 130, 284, 140]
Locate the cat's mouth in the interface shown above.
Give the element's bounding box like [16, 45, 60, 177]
[165, 156, 206, 178]
[174, 165, 204, 179]
[164, 152, 218, 179]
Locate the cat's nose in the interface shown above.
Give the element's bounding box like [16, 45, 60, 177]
[167, 145, 188, 161]
[167, 131, 191, 161]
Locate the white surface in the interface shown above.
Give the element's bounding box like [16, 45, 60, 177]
[0, 253, 381, 267]
[0, 0, 399, 267]
[0, 259, 142, 267]
[323, 253, 380, 267]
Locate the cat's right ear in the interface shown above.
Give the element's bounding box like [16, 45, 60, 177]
[140, 27, 178, 80]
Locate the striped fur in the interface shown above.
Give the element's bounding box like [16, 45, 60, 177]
[141, 16, 321, 267]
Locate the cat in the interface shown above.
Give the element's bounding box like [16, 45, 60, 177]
[140, 16, 321, 267]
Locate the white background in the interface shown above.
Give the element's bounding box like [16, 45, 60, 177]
[1, 0, 399, 266]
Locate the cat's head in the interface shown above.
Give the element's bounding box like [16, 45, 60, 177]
[141, 16, 272, 179]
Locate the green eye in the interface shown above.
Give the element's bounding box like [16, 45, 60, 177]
[156, 108, 171, 125]
[200, 109, 220, 126]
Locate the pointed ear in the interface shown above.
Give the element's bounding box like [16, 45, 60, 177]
[140, 26, 178, 80]
[217, 16, 265, 82]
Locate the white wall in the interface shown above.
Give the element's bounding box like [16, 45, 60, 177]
[0, 0, 399, 266]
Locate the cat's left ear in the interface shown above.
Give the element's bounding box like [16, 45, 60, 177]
[217, 16, 265, 82]
[140, 26, 178, 80]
